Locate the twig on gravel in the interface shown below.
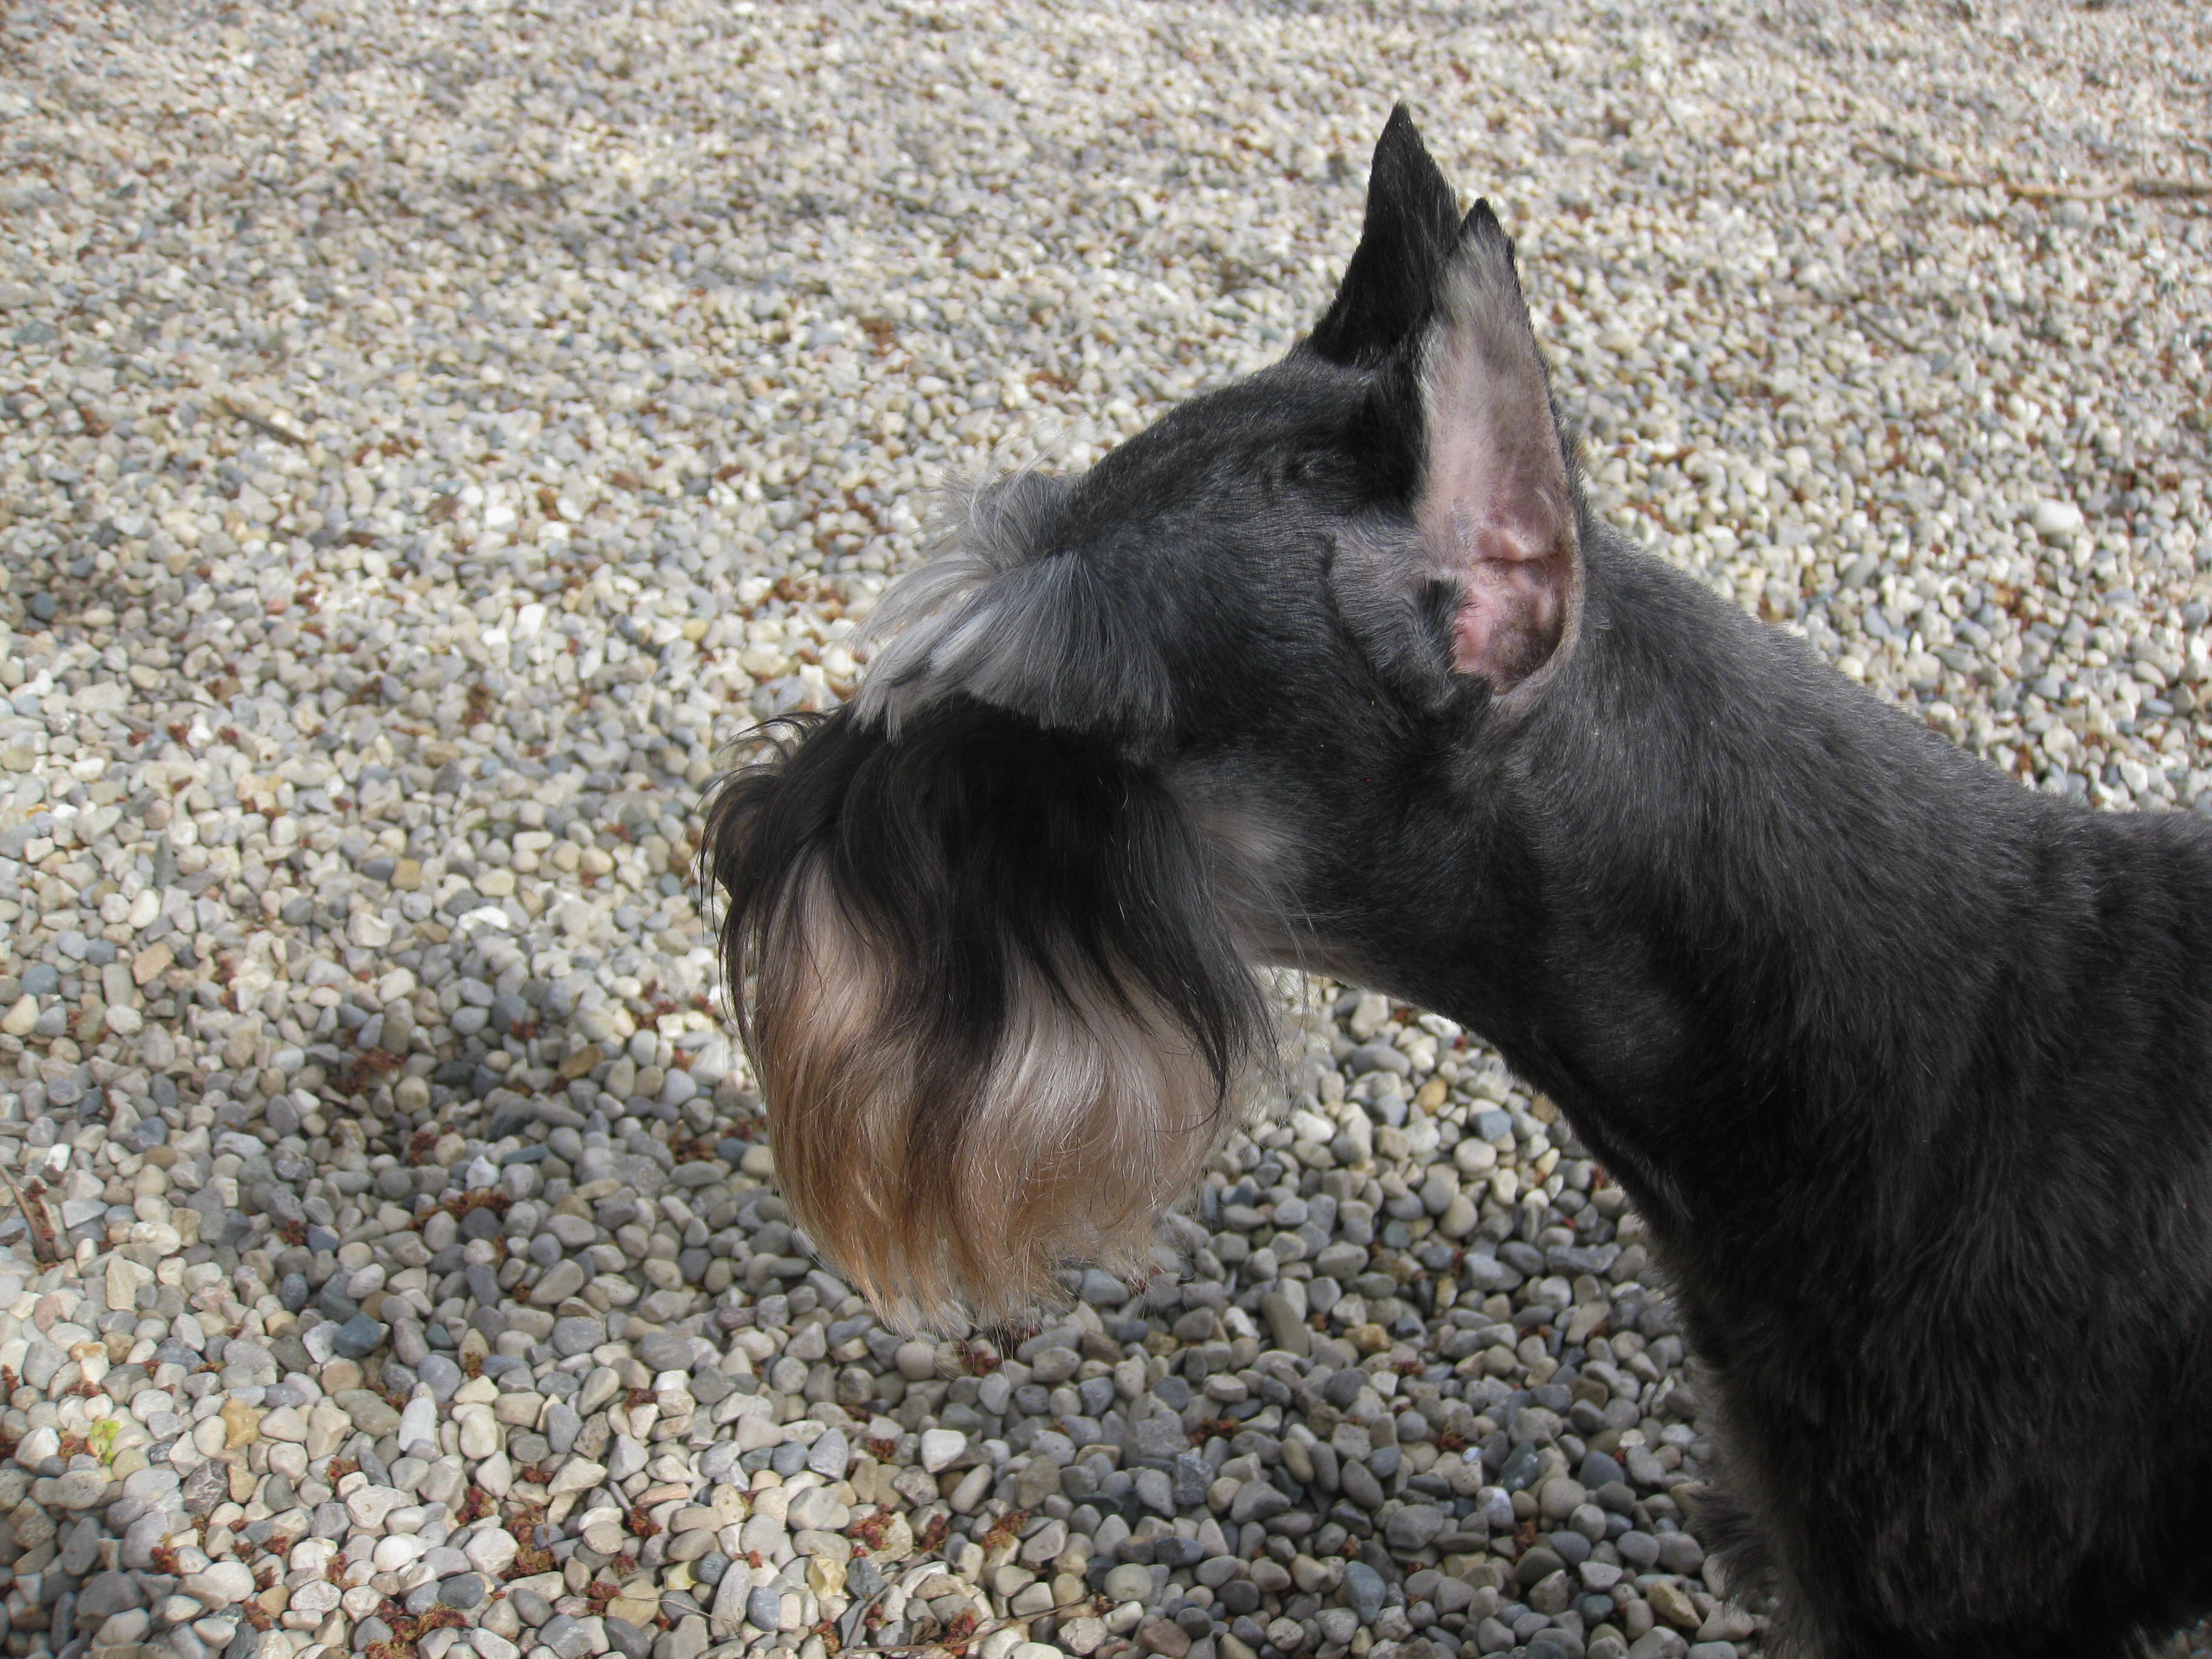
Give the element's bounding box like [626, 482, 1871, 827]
[1855, 142, 2212, 201]
[212, 394, 311, 448]
[1854, 308, 1923, 352]
[0, 1163, 59, 1268]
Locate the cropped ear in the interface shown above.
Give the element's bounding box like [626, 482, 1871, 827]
[854, 472, 1171, 743]
[1415, 203, 1581, 699]
[1306, 104, 1464, 369]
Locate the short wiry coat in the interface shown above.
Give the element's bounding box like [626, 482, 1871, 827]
[705, 108, 2212, 1657]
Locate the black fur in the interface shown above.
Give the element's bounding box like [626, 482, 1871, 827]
[705, 106, 2212, 1655]
[1308, 104, 1463, 370]
[702, 704, 1270, 1312]
[705, 706, 1264, 1107]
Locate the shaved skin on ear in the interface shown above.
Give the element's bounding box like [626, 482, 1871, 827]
[1418, 207, 1580, 694]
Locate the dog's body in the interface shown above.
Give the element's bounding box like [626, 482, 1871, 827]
[707, 109, 2212, 1657]
[1436, 522, 2212, 1658]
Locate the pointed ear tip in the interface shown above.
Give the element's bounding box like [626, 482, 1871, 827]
[1460, 200, 1518, 263]
[1377, 102, 1423, 150]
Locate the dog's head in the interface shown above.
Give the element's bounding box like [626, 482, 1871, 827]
[704, 106, 1585, 1324]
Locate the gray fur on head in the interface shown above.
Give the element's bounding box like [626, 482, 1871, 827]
[854, 470, 1171, 740]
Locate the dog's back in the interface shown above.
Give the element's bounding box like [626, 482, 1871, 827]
[1533, 538, 2212, 1655]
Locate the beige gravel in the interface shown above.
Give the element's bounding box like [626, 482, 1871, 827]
[2, 5, 2210, 1659]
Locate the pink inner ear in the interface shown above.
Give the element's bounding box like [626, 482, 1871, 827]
[1423, 473, 1575, 691]
[1416, 247, 1580, 694]
[1451, 551, 1567, 685]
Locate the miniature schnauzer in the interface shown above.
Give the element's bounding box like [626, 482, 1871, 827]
[704, 107, 2212, 1658]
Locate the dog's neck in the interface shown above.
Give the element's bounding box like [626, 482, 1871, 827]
[1292, 530, 2175, 1297]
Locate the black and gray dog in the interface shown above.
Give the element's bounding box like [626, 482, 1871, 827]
[705, 108, 2212, 1658]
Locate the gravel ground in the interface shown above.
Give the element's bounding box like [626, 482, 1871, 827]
[2, 5, 2209, 1659]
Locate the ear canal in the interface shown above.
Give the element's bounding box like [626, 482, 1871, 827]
[1416, 201, 1582, 697]
[702, 705, 1271, 1329]
[1306, 104, 1464, 368]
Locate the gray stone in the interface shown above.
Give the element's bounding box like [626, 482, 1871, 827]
[1228, 1481, 1290, 1525]
[1579, 1450, 1627, 1490]
[1078, 1269, 1128, 1306]
[532, 1261, 588, 1305]
[183, 1561, 256, 1606]
[1152, 1535, 1204, 1569]
[1657, 1532, 1706, 1575]
[1171, 1453, 1213, 1509]
[1339, 1458, 1384, 1510]
[1501, 1442, 1544, 1492]
[221, 1341, 278, 1386]
[1028, 1346, 1081, 1385]
[606, 1435, 648, 1483]
[331, 1313, 389, 1359]
[1259, 1290, 1311, 1356]
[420, 1461, 467, 1510]
[1126, 1399, 1188, 1461]
[1528, 1568, 1574, 1615]
[1516, 1547, 1567, 1590]
[78, 1570, 145, 1618]
[21, 1342, 66, 1392]
[746, 1587, 782, 1632]
[1510, 1405, 1563, 1446]
[418, 1352, 464, 1401]
[1618, 1530, 1661, 1569]
[552, 1316, 605, 1356]
[1384, 1503, 1446, 1553]
[48, 1468, 110, 1510]
[1342, 1561, 1387, 1623]
[1131, 1467, 1175, 1517]
[121, 1467, 183, 1506]
[59, 1513, 101, 1574]
[1102, 1563, 1154, 1604]
[657, 1615, 708, 1659]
